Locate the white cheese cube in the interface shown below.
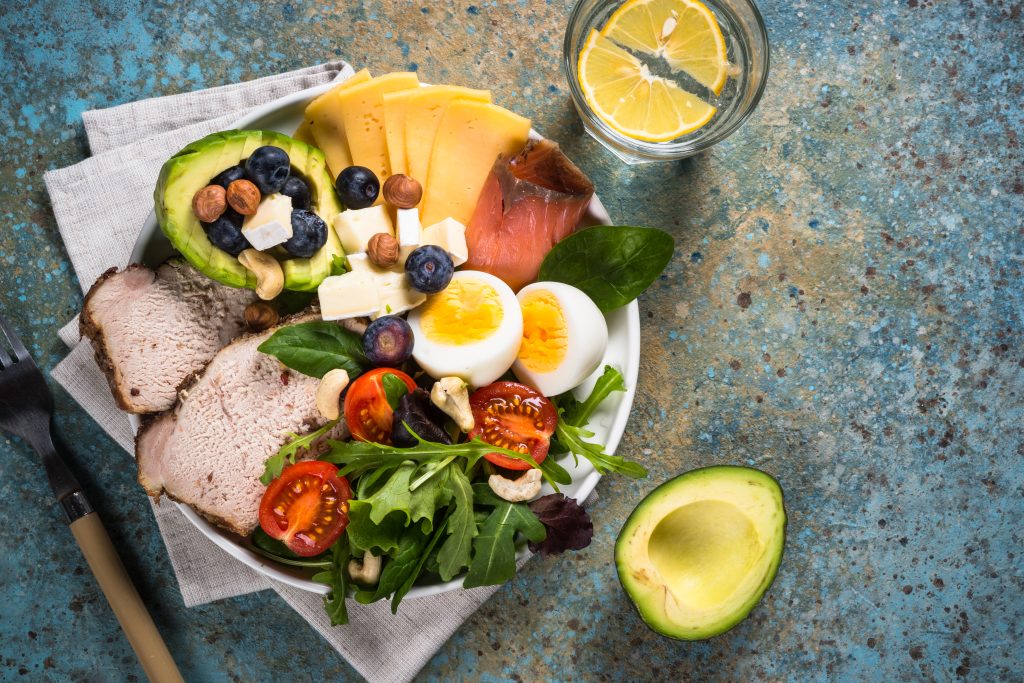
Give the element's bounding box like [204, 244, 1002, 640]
[346, 252, 404, 275]
[421, 217, 469, 266]
[333, 205, 394, 254]
[395, 208, 422, 246]
[318, 271, 381, 320]
[241, 194, 293, 250]
[371, 271, 427, 319]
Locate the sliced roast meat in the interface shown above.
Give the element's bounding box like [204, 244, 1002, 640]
[81, 259, 256, 414]
[135, 317, 348, 536]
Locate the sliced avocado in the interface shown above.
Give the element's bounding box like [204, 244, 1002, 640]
[615, 466, 786, 640]
[154, 129, 344, 292]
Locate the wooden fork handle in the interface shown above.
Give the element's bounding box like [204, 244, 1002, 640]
[69, 510, 184, 683]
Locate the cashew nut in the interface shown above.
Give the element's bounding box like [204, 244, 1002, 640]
[347, 551, 382, 586]
[238, 249, 284, 300]
[315, 368, 350, 420]
[488, 468, 543, 502]
[430, 377, 474, 432]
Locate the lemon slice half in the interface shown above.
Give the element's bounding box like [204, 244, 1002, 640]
[577, 30, 717, 142]
[601, 0, 729, 96]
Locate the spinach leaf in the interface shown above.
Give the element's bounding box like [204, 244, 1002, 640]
[259, 418, 339, 485]
[346, 500, 406, 555]
[436, 465, 476, 581]
[382, 372, 411, 409]
[257, 320, 368, 378]
[312, 542, 351, 626]
[538, 226, 674, 312]
[463, 500, 546, 589]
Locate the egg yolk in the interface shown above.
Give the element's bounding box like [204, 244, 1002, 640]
[518, 290, 568, 373]
[420, 279, 504, 344]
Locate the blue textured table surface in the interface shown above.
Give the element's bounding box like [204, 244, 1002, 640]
[1, 1, 1021, 681]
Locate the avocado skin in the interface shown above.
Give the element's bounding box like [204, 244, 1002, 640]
[614, 465, 787, 641]
[154, 129, 344, 291]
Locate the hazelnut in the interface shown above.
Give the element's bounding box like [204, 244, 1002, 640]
[226, 179, 261, 215]
[367, 233, 400, 268]
[192, 185, 227, 223]
[244, 301, 279, 331]
[382, 174, 422, 209]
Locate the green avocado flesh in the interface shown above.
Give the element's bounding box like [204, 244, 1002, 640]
[154, 129, 344, 291]
[615, 466, 786, 640]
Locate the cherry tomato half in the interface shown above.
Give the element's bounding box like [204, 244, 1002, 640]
[469, 382, 558, 470]
[343, 367, 417, 444]
[258, 460, 352, 557]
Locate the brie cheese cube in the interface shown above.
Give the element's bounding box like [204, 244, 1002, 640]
[371, 270, 427, 319]
[334, 205, 394, 254]
[395, 208, 422, 246]
[421, 217, 469, 266]
[318, 271, 381, 320]
[241, 194, 293, 250]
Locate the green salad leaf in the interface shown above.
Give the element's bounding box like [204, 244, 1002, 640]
[312, 542, 351, 626]
[382, 372, 411, 409]
[463, 490, 546, 589]
[257, 320, 368, 378]
[259, 418, 339, 485]
[436, 465, 476, 581]
[538, 225, 674, 312]
[355, 524, 431, 607]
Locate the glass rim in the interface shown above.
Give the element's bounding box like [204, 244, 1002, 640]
[562, 0, 771, 160]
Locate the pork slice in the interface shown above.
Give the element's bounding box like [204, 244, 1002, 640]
[135, 317, 336, 537]
[81, 259, 256, 414]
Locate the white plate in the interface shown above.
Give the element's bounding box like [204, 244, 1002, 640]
[128, 80, 640, 598]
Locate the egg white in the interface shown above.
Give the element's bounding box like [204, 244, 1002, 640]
[407, 270, 523, 388]
[512, 281, 609, 396]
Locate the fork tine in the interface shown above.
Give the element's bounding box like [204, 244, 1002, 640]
[0, 315, 30, 363]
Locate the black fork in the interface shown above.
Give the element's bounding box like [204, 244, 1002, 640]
[0, 315, 183, 683]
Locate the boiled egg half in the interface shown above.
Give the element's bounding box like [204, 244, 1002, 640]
[407, 270, 523, 387]
[512, 282, 608, 396]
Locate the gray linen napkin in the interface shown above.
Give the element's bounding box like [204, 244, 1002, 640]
[46, 61, 510, 683]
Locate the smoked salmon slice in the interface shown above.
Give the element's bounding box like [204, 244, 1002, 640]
[465, 140, 595, 291]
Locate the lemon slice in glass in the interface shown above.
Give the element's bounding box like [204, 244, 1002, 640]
[577, 30, 716, 142]
[601, 0, 730, 96]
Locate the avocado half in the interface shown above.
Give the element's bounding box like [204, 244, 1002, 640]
[615, 466, 786, 640]
[154, 129, 344, 292]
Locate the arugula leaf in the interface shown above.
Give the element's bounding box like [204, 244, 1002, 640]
[257, 321, 368, 378]
[538, 226, 674, 312]
[391, 513, 451, 612]
[382, 372, 411, 409]
[463, 500, 546, 589]
[527, 494, 594, 556]
[554, 421, 647, 478]
[322, 431, 562, 489]
[561, 365, 627, 426]
[355, 524, 430, 605]
[537, 453, 572, 486]
[249, 528, 332, 568]
[436, 465, 476, 581]
[312, 542, 350, 626]
[259, 418, 339, 485]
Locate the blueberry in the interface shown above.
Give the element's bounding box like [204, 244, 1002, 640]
[405, 245, 454, 293]
[363, 316, 414, 367]
[284, 210, 327, 258]
[204, 209, 250, 256]
[280, 176, 311, 210]
[244, 146, 291, 194]
[211, 164, 245, 189]
[336, 166, 379, 210]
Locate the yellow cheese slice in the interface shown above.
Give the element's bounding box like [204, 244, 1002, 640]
[382, 90, 416, 177]
[421, 101, 531, 226]
[337, 72, 420, 189]
[303, 68, 373, 179]
[403, 86, 491, 185]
